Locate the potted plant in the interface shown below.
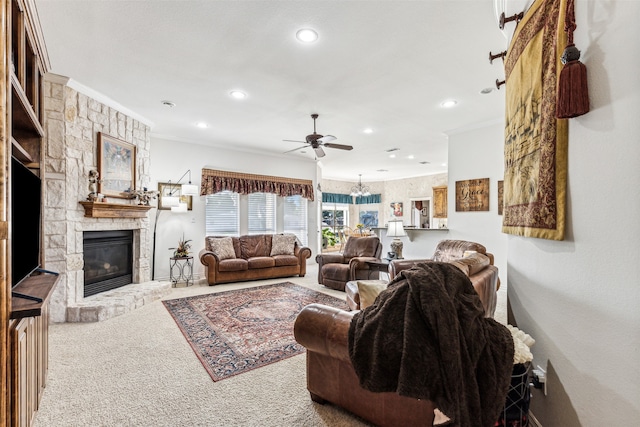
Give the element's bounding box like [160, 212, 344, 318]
[321, 228, 337, 249]
[170, 235, 192, 258]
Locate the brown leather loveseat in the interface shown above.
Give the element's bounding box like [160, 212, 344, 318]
[199, 234, 311, 285]
[346, 239, 500, 317]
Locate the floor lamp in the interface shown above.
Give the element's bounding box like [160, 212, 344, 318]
[151, 170, 199, 280]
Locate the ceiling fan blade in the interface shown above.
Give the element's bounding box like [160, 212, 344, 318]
[283, 139, 306, 144]
[323, 143, 353, 151]
[314, 146, 326, 158]
[317, 135, 336, 143]
[283, 145, 307, 154]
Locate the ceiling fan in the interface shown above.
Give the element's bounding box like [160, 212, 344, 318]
[283, 114, 353, 158]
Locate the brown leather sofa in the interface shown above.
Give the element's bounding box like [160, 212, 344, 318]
[346, 239, 500, 317]
[294, 303, 437, 426]
[315, 236, 383, 291]
[199, 234, 311, 285]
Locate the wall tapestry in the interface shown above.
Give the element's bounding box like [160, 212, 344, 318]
[502, 0, 568, 240]
[498, 180, 504, 216]
[455, 178, 490, 212]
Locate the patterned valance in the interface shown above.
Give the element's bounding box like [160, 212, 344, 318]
[322, 192, 353, 204]
[201, 169, 315, 201]
[355, 194, 381, 205]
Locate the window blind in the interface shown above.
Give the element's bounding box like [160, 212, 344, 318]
[205, 191, 239, 236]
[283, 195, 308, 246]
[248, 192, 276, 235]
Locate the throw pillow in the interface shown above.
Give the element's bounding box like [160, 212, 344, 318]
[357, 280, 388, 309]
[449, 260, 470, 276]
[207, 237, 236, 260]
[452, 252, 490, 275]
[270, 233, 297, 256]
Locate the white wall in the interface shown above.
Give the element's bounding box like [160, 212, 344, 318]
[447, 122, 508, 282]
[150, 138, 319, 282]
[506, 1, 640, 425]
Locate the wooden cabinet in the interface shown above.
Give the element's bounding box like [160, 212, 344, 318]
[433, 186, 448, 218]
[2, 0, 51, 425]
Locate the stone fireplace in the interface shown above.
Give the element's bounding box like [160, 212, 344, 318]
[43, 75, 170, 323]
[83, 230, 134, 297]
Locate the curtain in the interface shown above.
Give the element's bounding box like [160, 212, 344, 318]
[355, 194, 381, 205]
[322, 192, 353, 204]
[201, 168, 315, 201]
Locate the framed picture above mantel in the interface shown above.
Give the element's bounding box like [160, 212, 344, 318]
[97, 132, 137, 199]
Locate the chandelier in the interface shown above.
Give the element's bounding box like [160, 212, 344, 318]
[350, 174, 371, 197]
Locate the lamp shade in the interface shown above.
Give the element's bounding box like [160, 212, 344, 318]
[386, 220, 406, 238]
[181, 184, 199, 196]
[171, 202, 188, 213]
[162, 195, 180, 207]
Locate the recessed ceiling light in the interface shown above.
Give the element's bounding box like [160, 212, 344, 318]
[441, 163, 447, 167]
[161, 100, 176, 108]
[480, 87, 494, 94]
[196, 122, 208, 128]
[229, 90, 247, 99]
[389, 154, 396, 158]
[407, 154, 415, 159]
[363, 128, 374, 134]
[296, 28, 318, 43]
[441, 100, 458, 108]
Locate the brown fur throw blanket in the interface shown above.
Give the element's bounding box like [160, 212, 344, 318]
[348, 262, 514, 427]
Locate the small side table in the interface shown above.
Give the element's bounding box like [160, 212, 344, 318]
[170, 256, 194, 287]
[365, 259, 390, 281]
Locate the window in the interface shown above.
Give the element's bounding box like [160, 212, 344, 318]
[248, 192, 276, 235]
[284, 195, 308, 246]
[322, 203, 349, 236]
[205, 191, 239, 236]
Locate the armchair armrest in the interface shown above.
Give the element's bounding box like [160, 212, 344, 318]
[315, 253, 346, 283]
[348, 256, 381, 280]
[293, 303, 355, 362]
[388, 258, 432, 279]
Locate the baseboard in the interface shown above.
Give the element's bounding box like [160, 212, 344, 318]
[529, 411, 543, 427]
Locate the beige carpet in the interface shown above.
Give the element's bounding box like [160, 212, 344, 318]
[33, 264, 507, 427]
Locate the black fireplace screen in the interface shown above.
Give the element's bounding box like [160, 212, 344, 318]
[83, 230, 133, 297]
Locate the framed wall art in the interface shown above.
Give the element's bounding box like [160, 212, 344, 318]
[498, 180, 504, 215]
[97, 132, 136, 198]
[390, 202, 403, 217]
[158, 182, 193, 210]
[455, 178, 490, 212]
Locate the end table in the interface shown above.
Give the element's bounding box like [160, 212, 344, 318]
[364, 259, 391, 281]
[170, 256, 194, 287]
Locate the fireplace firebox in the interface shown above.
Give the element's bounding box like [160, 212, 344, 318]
[83, 230, 133, 297]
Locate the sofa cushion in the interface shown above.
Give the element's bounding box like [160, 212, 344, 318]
[218, 258, 248, 272]
[247, 257, 276, 269]
[357, 280, 388, 309]
[273, 255, 299, 267]
[270, 233, 297, 256]
[240, 235, 270, 258]
[207, 236, 236, 260]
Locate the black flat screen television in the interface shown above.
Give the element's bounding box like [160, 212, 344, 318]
[11, 156, 42, 287]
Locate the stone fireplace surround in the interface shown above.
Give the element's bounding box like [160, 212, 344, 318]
[44, 75, 171, 323]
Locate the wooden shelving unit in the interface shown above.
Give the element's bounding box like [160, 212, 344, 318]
[2, 0, 51, 425]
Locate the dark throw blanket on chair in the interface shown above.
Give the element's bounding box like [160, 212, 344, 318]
[348, 262, 514, 427]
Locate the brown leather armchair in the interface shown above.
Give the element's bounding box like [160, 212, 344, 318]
[315, 236, 383, 291]
[294, 303, 437, 426]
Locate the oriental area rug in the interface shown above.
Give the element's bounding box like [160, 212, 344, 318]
[163, 282, 347, 381]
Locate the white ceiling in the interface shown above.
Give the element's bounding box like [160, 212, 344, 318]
[35, 0, 508, 182]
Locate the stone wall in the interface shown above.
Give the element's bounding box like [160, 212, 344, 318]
[43, 76, 153, 322]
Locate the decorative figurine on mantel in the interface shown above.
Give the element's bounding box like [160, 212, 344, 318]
[131, 187, 159, 206]
[87, 170, 101, 201]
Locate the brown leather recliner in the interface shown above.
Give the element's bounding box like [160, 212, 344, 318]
[315, 236, 383, 291]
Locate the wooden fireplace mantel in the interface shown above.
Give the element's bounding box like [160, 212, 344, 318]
[79, 201, 153, 218]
